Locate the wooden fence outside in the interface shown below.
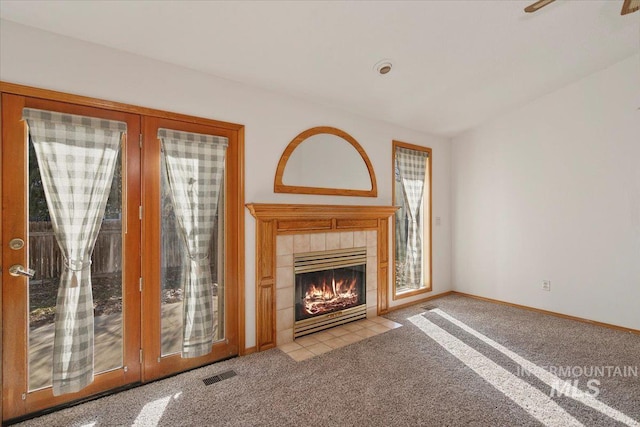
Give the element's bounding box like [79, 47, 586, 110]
[29, 220, 186, 282]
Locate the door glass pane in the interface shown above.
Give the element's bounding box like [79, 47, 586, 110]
[160, 152, 225, 357]
[28, 135, 124, 391]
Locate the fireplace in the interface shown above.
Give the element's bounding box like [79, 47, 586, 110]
[247, 203, 397, 350]
[294, 247, 367, 338]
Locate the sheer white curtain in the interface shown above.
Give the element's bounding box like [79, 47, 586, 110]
[159, 128, 227, 358]
[24, 108, 124, 396]
[396, 147, 428, 290]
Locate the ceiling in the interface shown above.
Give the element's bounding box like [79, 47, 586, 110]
[0, 1, 637, 137]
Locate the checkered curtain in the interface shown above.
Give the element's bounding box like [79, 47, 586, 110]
[396, 147, 428, 289]
[159, 128, 228, 358]
[23, 108, 124, 396]
[394, 164, 407, 263]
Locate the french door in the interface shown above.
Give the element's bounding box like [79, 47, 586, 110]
[140, 116, 239, 381]
[1, 92, 240, 421]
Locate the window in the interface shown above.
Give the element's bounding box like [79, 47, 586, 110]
[393, 141, 432, 299]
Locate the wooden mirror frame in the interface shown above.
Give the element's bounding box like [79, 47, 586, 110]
[274, 126, 378, 197]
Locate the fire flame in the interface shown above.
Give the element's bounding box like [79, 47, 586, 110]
[303, 277, 359, 315]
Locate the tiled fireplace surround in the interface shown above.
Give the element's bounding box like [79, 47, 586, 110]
[274, 230, 378, 345]
[247, 203, 397, 351]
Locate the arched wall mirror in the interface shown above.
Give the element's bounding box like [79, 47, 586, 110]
[274, 126, 378, 197]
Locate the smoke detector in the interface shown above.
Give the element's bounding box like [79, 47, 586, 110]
[373, 59, 393, 75]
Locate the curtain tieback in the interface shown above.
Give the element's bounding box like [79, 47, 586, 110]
[64, 258, 92, 288]
[187, 254, 210, 277]
[64, 258, 92, 272]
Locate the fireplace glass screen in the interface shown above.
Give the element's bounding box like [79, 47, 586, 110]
[294, 248, 366, 324]
[295, 265, 365, 321]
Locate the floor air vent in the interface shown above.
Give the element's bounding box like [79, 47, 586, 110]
[202, 370, 237, 386]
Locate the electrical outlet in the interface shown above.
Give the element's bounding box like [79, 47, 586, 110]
[542, 280, 551, 291]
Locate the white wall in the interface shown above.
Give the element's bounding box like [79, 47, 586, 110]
[0, 20, 452, 347]
[451, 54, 640, 330]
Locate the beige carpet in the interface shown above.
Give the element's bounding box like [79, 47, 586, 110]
[12, 295, 640, 426]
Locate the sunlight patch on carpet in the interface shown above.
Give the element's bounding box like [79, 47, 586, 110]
[408, 313, 583, 427]
[429, 309, 639, 427]
[132, 395, 171, 427]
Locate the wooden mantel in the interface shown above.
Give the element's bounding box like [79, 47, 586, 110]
[246, 203, 397, 351]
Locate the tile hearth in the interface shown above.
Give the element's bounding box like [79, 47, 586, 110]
[278, 316, 402, 362]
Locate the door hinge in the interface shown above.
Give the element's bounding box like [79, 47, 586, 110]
[139, 349, 143, 364]
[139, 205, 143, 220]
[139, 134, 143, 148]
[139, 277, 143, 292]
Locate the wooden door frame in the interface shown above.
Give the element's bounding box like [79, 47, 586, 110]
[1, 93, 142, 419]
[0, 82, 246, 422]
[140, 116, 242, 381]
